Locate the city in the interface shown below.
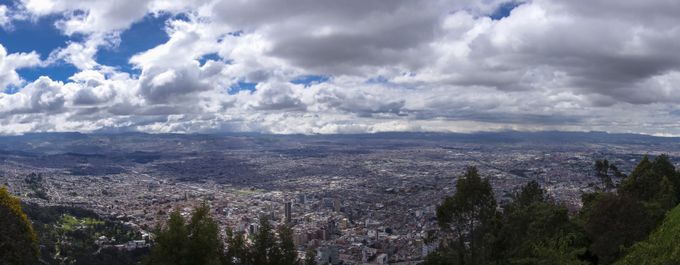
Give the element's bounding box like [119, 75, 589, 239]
[2, 132, 678, 264]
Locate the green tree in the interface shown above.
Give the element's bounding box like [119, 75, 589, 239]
[620, 155, 679, 206]
[654, 176, 677, 211]
[303, 247, 317, 265]
[436, 167, 497, 265]
[251, 215, 278, 265]
[495, 181, 587, 265]
[595, 159, 614, 189]
[146, 209, 189, 265]
[515, 233, 587, 265]
[580, 155, 680, 264]
[583, 193, 658, 264]
[146, 205, 224, 265]
[225, 228, 248, 265]
[615, 204, 680, 265]
[0, 186, 39, 265]
[423, 247, 460, 265]
[595, 159, 609, 175]
[512, 180, 546, 207]
[609, 164, 625, 179]
[186, 204, 224, 265]
[277, 225, 299, 265]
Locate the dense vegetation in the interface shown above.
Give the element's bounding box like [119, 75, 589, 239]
[425, 154, 680, 265]
[1, 186, 39, 264]
[614, 203, 680, 265]
[26, 207, 146, 265]
[1, 195, 146, 265]
[0, 188, 309, 265]
[145, 204, 310, 265]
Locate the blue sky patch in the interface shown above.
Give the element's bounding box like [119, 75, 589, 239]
[0, 14, 82, 59]
[0, 13, 81, 83]
[228, 30, 244, 37]
[490, 1, 522, 20]
[96, 13, 170, 73]
[16, 61, 78, 84]
[199, 53, 223, 65]
[229, 81, 257, 95]
[290, 75, 330, 87]
[0, 0, 19, 10]
[366, 75, 389, 84]
[0, 10, 170, 83]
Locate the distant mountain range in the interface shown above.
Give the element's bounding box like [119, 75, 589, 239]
[1, 130, 677, 147]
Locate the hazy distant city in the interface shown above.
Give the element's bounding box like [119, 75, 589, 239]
[2, 131, 679, 264]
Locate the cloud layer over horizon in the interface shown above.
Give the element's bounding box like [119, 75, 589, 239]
[1, 0, 680, 135]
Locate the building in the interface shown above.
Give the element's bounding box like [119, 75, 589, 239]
[317, 245, 341, 265]
[333, 198, 342, 212]
[284, 201, 292, 224]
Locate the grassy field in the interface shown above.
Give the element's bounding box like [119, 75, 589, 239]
[58, 214, 104, 232]
[615, 204, 680, 265]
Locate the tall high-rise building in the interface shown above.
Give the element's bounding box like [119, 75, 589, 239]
[333, 198, 342, 212]
[284, 201, 292, 223]
[297, 194, 306, 204]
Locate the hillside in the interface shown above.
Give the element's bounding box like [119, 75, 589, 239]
[615, 204, 680, 265]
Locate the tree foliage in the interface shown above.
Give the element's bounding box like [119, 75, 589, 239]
[583, 154, 680, 264]
[225, 228, 248, 265]
[433, 167, 498, 265]
[427, 155, 680, 265]
[0, 186, 39, 265]
[251, 215, 278, 265]
[620, 155, 679, 206]
[595, 159, 613, 189]
[19, 201, 145, 265]
[303, 246, 317, 265]
[582, 193, 658, 264]
[428, 171, 589, 265]
[496, 181, 587, 265]
[146, 204, 223, 265]
[147, 206, 301, 265]
[277, 225, 299, 265]
[615, 203, 680, 265]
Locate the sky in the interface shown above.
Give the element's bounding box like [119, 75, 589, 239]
[0, 0, 679, 135]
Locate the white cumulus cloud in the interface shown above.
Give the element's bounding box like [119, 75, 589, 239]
[0, 0, 679, 135]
